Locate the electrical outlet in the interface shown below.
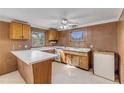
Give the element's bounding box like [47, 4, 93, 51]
[90, 45, 93, 48]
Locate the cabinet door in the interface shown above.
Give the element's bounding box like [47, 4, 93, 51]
[79, 56, 89, 70]
[22, 24, 30, 40]
[65, 54, 72, 64]
[60, 51, 65, 63]
[48, 30, 58, 40]
[71, 55, 80, 67]
[10, 22, 23, 39]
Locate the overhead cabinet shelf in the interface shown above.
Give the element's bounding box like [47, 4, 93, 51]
[48, 29, 58, 41]
[10, 22, 30, 40]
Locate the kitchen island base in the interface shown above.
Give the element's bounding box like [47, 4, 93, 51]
[17, 59, 53, 84]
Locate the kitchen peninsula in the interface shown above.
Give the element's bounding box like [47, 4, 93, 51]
[11, 50, 57, 84]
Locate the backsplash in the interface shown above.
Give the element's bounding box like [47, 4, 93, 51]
[11, 40, 31, 50]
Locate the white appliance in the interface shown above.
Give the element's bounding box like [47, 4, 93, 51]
[93, 51, 115, 81]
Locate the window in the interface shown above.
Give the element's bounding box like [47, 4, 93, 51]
[70, 31, 84, 41]
[32, 31, 45, 47]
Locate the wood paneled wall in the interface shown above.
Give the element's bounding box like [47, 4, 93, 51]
[0, 21, 18, 75]
[117, 10, 124, 83]
[57, 22, 117, 52]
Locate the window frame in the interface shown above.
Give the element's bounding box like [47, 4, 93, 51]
[70, 31, 85, 42]
[31, 31, 46, 48]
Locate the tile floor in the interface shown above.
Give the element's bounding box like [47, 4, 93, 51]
[0, 62, 119, 84]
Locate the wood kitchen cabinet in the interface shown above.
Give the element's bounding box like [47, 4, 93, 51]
[71, 55, 80, 67]
[79, 56, 89, 70]
[48, 29, 58, 41]
[62, 50, 91, 70]
[65, 54, 72, 64]
[17, 59, 52, 84]
[60, 51, 65, 63]
[10, 22, 30, 40]
[22, 24, 30, 39]
[10, 22, 23, 39]
[65, 54, 80, 66]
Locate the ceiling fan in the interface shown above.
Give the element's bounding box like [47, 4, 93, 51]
[58, 18, 80, 30]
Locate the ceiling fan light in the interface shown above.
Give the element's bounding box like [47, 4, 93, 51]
[59, 25, 64, 29]
[59, 18, 79, 30]
[61, 19, 68, 25]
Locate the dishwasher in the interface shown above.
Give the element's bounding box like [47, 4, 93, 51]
[93, 51, 116, 81]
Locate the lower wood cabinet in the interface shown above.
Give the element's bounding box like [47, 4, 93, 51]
[62, 50, 91, 70]
[65, 54, 72, 64]
[60, 51, 65, 63]
[79, 56, 89, 70]
[71, 55, 80, 67]
[17, 59, 52, 84]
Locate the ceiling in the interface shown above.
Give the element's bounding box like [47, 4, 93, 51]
[0, 8, 122, 29]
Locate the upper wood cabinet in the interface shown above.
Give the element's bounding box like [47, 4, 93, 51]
[22, 24, 30, 40]
[10, 22, 30, 40]
[10, 22, 23, 39]
[48, 29, 58, 41]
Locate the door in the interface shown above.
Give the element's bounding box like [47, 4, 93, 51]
[22, 24, 30, 39]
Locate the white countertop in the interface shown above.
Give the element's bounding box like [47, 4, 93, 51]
[31, 46, 91, 53]
[31, 47, 55, 51]
[64, 47, 91, 53]
[11, 50, 57, 64]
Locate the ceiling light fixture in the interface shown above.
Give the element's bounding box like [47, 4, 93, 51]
[61, 19, 68, 25]
[59, 18, 79, 30]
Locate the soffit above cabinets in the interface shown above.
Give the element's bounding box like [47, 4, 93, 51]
[0, 8, 123, 30]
